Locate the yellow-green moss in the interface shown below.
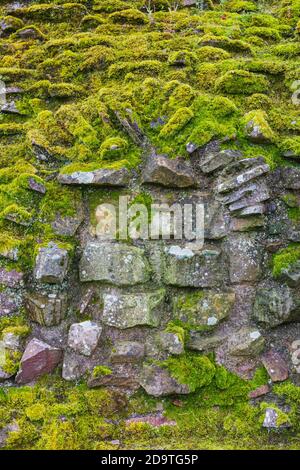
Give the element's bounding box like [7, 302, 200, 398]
[272, 243, 300, 277]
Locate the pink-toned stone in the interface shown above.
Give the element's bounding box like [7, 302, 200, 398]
[16, 338, 62, 384]
[249, 384, 270, 399]
[262, 351, 289, 382]
[125, 414, 177, 428]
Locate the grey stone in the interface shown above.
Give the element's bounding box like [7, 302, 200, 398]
[230, 216, 264, 232]
[245, 117, 273, 144]
[25, 291, 67, 326]
[228, 327, 265, 356]
[0, 422, 20, 449]
[2, 331, 23, 351]
[238, 204, 265, 217]
[263, 408, 290, 429]
[1, 101, 21, 114]
[227, 234, 262, 283]
[281, 168, 300, 190]
[34, 242, 69, 284]
[253, 284, 300, 327]
[28, 177, 46, 194]
[0, 367, 14, 382]
[80, 242, 151, 285]
[200, 149, 241, 174]
[102, 290, 165, 329]
[68, 321, 102, 356]
[157, 332, 184, 355]
[220, 181, 270, 208]
[62, 351, 90, 381]
[279, 260, 300, 287]
[51, 212, 83, 237]
[58, 167, 130, 187]
[216, 163, 270, 194]
[139, 364, 190, 397]
[142, 154, 196, 188]
[172, 291, 235, 329]
[187, 332, 226, 352]
[111, 341, 145, 363]
[164, 245, 226, 287]
[16, 338, 62, 384]
[0, 268, 23, 288]
[0, 292, 19, 316]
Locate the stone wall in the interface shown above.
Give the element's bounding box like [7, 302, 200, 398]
[2, 141, 300, 395]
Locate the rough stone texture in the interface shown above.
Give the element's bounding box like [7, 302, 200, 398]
[279, 260, 300, 287]
[102, 290, 165, 329]
[200, 149, 241, 174]
[253, 283, 300, 327]
[261, 351, 289, 382]
[2, 331, 23, 351]
[227, 234, 262, 283]
[164, 245, 226, 287]
[111, 341, 145, 363]
[0, 422, 20, 449]
[0, 291, 20, 316]
[51, 212, 84, 237]
[249, 384, 270, 399]
[216, 163, 270, 194]
[16, 338, 62, 384]
[34, 242, 69, 284]
[173, 291, 235, 329]
[281, 168, 300, 190]
[187, 333, 226, 352]
[228, 326, 265, 356]
[139, 364, 190, 397]
[80, 242, 151, 285]
[25, 291, 67, 326]
[263, 408, 290, 429]
[62, 351, 90, 381]
[0, 268, 23, 289]
[142, 154, 196, 188]
[58, 167, 130, 187]
[67, 321, 102, 356]
[88, 373, 140, 392]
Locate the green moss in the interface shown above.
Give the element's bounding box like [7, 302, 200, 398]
[161, 353, 216, 393]
[215, 70, 269, 95]
[159, 107, 194, 137]
[280, 137, 300, 158]
[109, 9, 149, 25]
[243, 109, 275, 142]
[2, 350, 22, 375]
[2, 325, 30, 338]
[25, 404, 46, 422]
[164, 321, 185, 345]
[92, 365, 112, 378]
[272, 243, 300, 277]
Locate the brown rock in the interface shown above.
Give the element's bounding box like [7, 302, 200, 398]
[16, 338, 62, 384]
[249, 384, 270, 399]
[262, 351, 289, 382]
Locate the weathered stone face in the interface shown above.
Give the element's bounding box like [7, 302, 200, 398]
[110, 341, 145, 363]
[227, 234, 263, 283]
[187, 332, 226, 352]
[253, 283, 300, 327]
[228, 327, 265, 356]
[163, 245, 226, 287]
[172, 291, 235, 329]
[58, 167, 130, 187]
[25, 291, 67, 326]
[16, 339, 62, 384]
[102, 290, 165, 329]
[142, 154, 196, 188]
[67, 321, 102, 356]
[80, 242, 151, 285]
[261, 351, 289, 382]
[139, 364, 190, 397]
[34, 242, 69, 284]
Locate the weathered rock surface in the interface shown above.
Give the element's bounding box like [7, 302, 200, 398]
[0, 268, 23, 288]
[58, 167, 130, 187]
[227, 234, 263, 283]
[253, 283, 300, 327]
[25, 291, 67, 326]
[0, 292, 20, 316]
[111, 341, 145, 363]
[228, 327, 265, 356]
[102, 290, 165, 329]
[142, 154, 196, 188]
[80, 242, 151, 285]
[261, 351, 289, 382]
[187, 332, 226, 352]
[173, 291, 235, 328]
[164, 245, 226, 287]
[200, 149, 241, 174]
[216, 162, 270, 194]
[281, 168, 300, 190]
[139, 364, 190, 397]
[16, 338, 62, 384]
[67, 321, 102, 356]
[34, 242, 69, 284]
[263, 408, 290, 429]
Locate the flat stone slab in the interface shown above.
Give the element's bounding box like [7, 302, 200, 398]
[200, 149, 241, 174]
[102, 290, 165, 329]
[110, 341, 145, 362]
[80, 242, 151, 285]
[228, 326, 265, 356]
[227, 234, 263, 283]
[216, 164, 270, 194]
[58, 167, 130, 187]
[142, 154, 196, 188]
[68, 321, 102, 356]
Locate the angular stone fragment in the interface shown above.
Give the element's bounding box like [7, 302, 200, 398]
[164, 245, 226, 287]
[102, 290, 165, 329]
[230, 216, 264, 232]
[2, 331, 23, 351]
[279, 260, 300, 287]
[0, 292, 19, 316]
[281, 168, 300, 190]
[28, 177, 46, 194]
[1, 101, 20, 114]
[68, 321, 102, 356]
[200, 149, 241, 174]
[263, 408, 290, 429]
[228, 327, 265, 356]
[157, 332, 184, 355]
[34, 242, 69, 284]
[16, 338, 62, 384]
[139, 364, 190, 397]
[216, 163, 270, 194]
[58, 167, 130, 187]
[220, 181, 270, 208]
[187, 332, 226, 352]
[51, 212, 83, 237]
[173, 291, 235, 329]
[261, 351, 289, 382]
[142, 154, 196, 188]
[0, 422, 20, 449]
[238, 204, 265, 217]
[0, 368, 14, 383]
[0, 268, 23, 288]
[227, 234, 262, 283]
[244, 113, 273, 144]
[80, 242, 151, 285]
[62, 351, 90, 381]
[25, 291, 67, 326]
[248, 384, 270, 399]
[111, 341, 145, 363]
[88, 373, 140, 392]
[253, 284, 300, 327]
